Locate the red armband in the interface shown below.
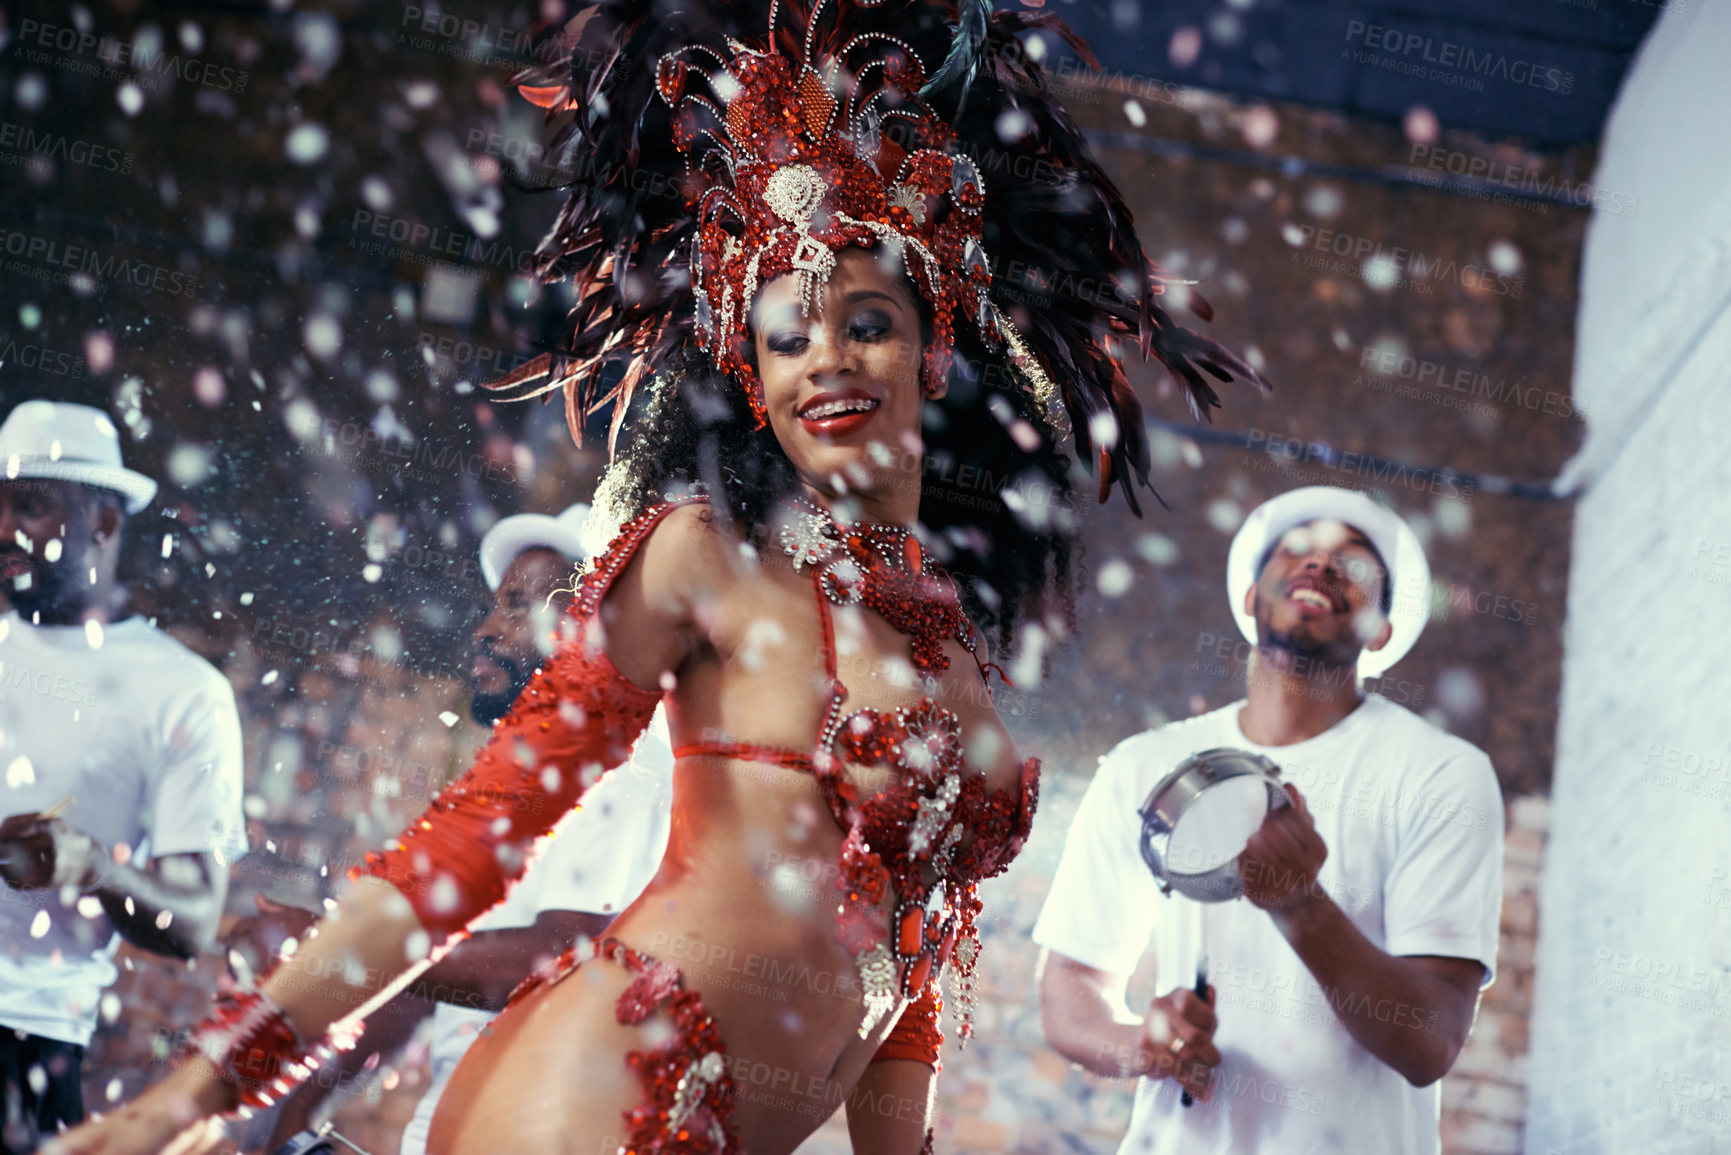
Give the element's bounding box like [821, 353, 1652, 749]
[870, 980, 943, 1072]
[356, 500, 700, 938]
[183, 985, 358, 1113]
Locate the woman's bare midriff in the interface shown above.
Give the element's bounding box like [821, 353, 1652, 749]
[430, 519, 1026, 1153]
[428, 752, 916, 1154]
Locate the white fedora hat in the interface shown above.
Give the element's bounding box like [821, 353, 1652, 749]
[0, 400, 158, 514]
[479, 502, 592, 590]
[1226, 485, 1431, 679]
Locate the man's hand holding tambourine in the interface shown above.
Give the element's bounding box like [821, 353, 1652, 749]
[1240, 784, 1329, 913]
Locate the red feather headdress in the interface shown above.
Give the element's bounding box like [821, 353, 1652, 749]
[495, 0, 1268, 513]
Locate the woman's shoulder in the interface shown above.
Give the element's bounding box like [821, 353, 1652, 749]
[579, 497, 735, 610]
[638, 496, 731, 565]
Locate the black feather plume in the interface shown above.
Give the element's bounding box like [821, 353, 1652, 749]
[493, 0, 1269, 515]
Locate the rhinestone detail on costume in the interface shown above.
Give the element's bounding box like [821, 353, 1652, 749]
[656, 35, 1002, 418]
[780, 498, 1038, 1044]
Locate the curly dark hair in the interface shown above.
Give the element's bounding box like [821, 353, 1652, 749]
[593, 317, 1083, 658]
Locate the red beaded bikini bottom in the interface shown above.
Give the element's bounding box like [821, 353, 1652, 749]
[506, 936, 742, 1154]
[503, 936, 936, 1153]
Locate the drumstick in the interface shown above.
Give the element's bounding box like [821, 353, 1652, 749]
[1181, 907, 1208, 1108]
[1180, 952, 1208, 1106]
[316, 1122, 374, 1155]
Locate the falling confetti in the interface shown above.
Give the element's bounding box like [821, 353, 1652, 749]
[6, 756, 36, 789]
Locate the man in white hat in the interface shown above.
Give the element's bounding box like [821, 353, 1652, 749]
[0, 400, 247, 1151]
[1034, 485, 1504, 1154]
[251, 502, 674, 1155]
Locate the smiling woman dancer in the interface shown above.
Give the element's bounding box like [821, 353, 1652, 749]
[55, 2, 1265, 1153]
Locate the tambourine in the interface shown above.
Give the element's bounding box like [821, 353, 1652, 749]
[1138, 747, 1290, 903]
[273, 1125, 373, 1155]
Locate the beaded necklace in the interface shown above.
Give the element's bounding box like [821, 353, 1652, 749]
[778, 495, 977, 678]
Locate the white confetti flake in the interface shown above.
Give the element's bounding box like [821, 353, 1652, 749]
[166, 443, 214, 487]
[6, 755, 35, 789]
[77, 896, 103, 919]
[85, 619, 104, 649]
[194, 366, 226, 407]
[14, 73, 47, 112]
[1403, 106, 1439, 146]
[429, 875, 459, 914]
[1304, 185, 1345, 220]
[262, 669, 279, 686]
[1241, 105, 1279, 149]
[285, 122, 330, 164]
[1170, 25, 1202, 67]
[1206, 499, 1244, 534]
[29, 910, 50, 938]
[1097, 559, 1134, 598]
[1489, 240, 1524, 277]
[438, 711, 459, 728]
[995, 108, 1030, 142]
[1437, 668, 1486, 718]
[303, 313, 342, 360]
[1363, 253, 1402, 292]
[43, 539, 62, 563]
[1138, 533, 1180, 567]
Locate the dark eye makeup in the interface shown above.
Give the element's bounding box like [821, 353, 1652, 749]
[765, 329, 809, 356]
[759, 304, 900, 357]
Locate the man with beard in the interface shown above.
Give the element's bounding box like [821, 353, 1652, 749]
[253, 503, 672, 1155]
[1034, 485, 1505, 1155]
[0, 401, 246, 1152]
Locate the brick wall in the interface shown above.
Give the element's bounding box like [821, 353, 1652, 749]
[1442, 795, 1547, 1155]
[70, 44, 1596, 1155]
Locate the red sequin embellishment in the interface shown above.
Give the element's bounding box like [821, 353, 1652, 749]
[184, 984, 357, 1113]
[778, 498, 1040, 1054]
[357, 500, 702, 937]
[657, 35, 1000, 421]
[503, 937, 741, 1153]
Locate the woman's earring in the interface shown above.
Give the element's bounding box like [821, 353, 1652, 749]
[920, 357, 942, 398]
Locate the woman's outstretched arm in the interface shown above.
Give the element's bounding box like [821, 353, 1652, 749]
[47, 502, 714, 1155]
[44, 876, 428, 1154]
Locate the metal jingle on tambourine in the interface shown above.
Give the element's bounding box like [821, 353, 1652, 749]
[1138, 747, 1289, 903]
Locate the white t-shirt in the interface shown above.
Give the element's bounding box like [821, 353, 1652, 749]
[0, 612, 247, 1045]
[398, 711, 675, 1155]
[1032, 694, 1504, 1155]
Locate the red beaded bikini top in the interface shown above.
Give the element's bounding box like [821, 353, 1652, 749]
[591, 494, 1039, 1043]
